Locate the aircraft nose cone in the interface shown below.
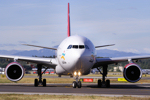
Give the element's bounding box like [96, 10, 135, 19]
[75, 54, 82, 60]
[73, 51, 85, 70]
[74, 51, 85, 62]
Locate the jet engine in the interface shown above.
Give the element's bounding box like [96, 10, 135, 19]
[123, 63, 142, 82]
[5, 62, 25, 82]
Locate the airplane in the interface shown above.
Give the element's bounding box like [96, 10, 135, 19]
[1, 3, 150, 88]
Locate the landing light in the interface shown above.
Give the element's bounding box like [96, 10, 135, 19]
[74, 72, 77, 76]
[74, 71, 81, 76]
[78, 72, 81, 76]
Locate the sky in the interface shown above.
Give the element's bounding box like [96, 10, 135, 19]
[0, 0, 150, 54]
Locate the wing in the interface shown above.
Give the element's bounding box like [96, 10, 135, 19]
[22, 44, 57, 50]
[95, 44, 115, 48]
[93, 55, 150, 68]
[0, 54, 57, 68]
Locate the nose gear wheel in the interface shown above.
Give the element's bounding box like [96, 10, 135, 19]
[72, 75, 82, 88]
[72, 81, 82, 88]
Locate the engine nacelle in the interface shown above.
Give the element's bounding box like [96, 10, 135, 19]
[123, 63, 142, 83]
[5, 62, 25, 82]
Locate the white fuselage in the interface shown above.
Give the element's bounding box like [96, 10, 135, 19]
[56, 35, 96, 75]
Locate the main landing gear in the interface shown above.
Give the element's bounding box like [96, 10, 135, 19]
[97, 65, 110, 88]
[34, 64, 47, 87]
[72, 72, 82, 88]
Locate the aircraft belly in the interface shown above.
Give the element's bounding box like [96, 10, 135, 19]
[62, 56, 93, 74]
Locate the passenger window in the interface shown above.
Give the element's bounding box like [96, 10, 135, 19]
[67, 45, 72, 49]
[85, 45, 89, 49]
[73, 45, 78, 49]
[79, 45, 84, 49]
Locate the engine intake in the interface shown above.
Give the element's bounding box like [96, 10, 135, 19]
[123, 63, 142, 83]
[5, 62, 24, 82]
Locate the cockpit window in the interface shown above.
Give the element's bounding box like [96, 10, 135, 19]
[73, 45, 78, 49]
[79, 45, 84, 49]
[67, 45, 72, 49]
[85, 45, 89, 49]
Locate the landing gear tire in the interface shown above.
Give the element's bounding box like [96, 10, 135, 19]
[43, 79, 46, 87]
[106, 80, 110, 88]
[77, 81, 82, 88]
[34, 79, 38, 87]
[73, 81, 77, 88]
[98, 79, 102, 87]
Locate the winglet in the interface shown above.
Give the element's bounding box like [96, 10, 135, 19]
[67, 3, 71, 37]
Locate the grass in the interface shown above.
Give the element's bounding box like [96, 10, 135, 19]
[0, 94, 150, 100]
[24, 72, 124, 77]
[83, 73, 150, 77]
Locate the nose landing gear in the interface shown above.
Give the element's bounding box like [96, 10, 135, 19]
[73, 81, 81, 88]
[72, 73, 82, 88]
